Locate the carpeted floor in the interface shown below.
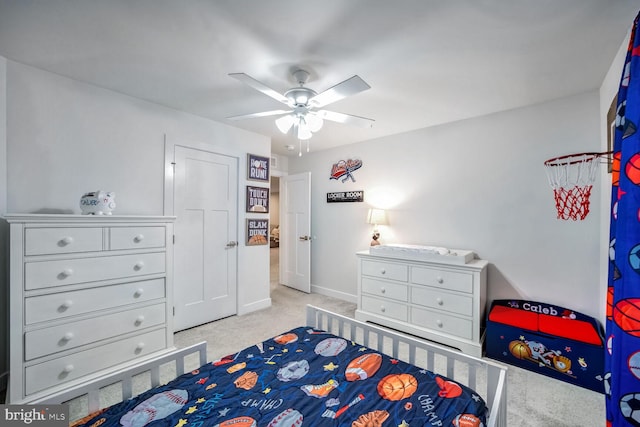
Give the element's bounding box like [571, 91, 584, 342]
[172, 248, 606, 427]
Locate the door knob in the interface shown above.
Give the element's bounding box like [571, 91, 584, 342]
[226, 241, 238, 248]
[299, 235, 311, 241]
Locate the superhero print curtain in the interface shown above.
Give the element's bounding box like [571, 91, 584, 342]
[606, 11, 640, 427]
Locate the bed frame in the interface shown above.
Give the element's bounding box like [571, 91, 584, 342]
[40, 305, 507, 427]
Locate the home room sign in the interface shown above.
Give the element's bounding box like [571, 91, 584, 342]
[327, 191, 364, 203]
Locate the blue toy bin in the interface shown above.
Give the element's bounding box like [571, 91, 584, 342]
[485, 299, 605, 393]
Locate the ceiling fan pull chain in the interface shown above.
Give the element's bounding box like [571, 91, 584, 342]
[298, 139, 302, 157]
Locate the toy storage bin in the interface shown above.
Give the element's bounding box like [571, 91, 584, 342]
[485, 299, 605, 393]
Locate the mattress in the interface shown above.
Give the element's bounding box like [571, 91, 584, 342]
[73, 326, 487, 426]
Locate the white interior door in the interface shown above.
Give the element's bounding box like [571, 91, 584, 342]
[281, 172, 311, 293]
[172, 145, 238, 330]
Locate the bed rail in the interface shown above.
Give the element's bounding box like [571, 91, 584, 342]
[38, 342, 207, 419]
[306, 304, 508, 427]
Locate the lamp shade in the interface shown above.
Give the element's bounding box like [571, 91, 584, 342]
[366, 208, 388, 225]
[275, 114, 295, 134]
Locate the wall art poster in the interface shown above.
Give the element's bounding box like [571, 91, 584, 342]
[246, 186, 269, 213]
[248, 153, 270, 182]
[246, 219, 269, 246]
[330, 158, 362, 182]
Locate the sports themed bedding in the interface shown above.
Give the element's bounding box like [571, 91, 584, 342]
[74, 326, 487, 427]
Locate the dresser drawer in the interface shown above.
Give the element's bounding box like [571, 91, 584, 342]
[361, 295, 408, 322]
[361, 260, 408, 282]
[411, 307, 473, 340]
[25, 278, 165, 324]
[24, 227, 103, 256]
[25, 303, 166, 360]
[110, 226, 166, 250]
[411, 266, 473, 293]
[24, 252, 166, 290]
[411, 287, 473, 316]
[25, 328, 167, 396]
[361, 277, 408, 302]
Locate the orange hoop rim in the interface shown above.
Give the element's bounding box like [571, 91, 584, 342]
[544, 151, 611, 167]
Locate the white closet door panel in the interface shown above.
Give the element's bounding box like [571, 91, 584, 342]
[25, 253, 165, 290]
[25, 227, 103, 255]
[110, 227, 166, 250]
[25, 278, 165, 324]
[25, 303, 166, 360]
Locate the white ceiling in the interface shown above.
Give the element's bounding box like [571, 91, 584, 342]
[0, 1, 638, 156]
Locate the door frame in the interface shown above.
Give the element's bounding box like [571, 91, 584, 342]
[163, 135, 241, 315]
[280, 171, 311, 293]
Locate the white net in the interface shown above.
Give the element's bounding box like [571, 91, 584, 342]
[543, 152, 605, 221]
[544, 152, 601, 189]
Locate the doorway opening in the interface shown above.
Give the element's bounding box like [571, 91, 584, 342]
[270, 176, 280, 292]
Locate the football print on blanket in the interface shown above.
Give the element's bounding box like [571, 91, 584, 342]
[345, 353, 383, 381]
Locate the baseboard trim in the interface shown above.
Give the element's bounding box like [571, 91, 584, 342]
[310, 285, 357, 303]
[238, 297, 272, 315]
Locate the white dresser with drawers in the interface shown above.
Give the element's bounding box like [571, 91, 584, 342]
[5, 214, 175, 403]
[356, 250, 488, 357]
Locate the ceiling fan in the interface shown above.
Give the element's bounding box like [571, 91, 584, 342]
[227, 69, 374, 141]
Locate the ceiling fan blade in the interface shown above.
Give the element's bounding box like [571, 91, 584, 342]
[309, 75, 371, 108]
[226, 109, 292, 121]
[229, 73, 290, 105]
[316, 110, 375, 128]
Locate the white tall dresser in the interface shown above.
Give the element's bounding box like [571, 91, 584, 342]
[356, 248, 488, 357]
[5, 214, 175, 404]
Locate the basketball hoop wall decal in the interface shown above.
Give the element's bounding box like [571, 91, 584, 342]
[544, 152, 610, 221]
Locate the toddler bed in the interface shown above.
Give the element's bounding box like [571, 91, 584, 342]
[41, 305, 508, 426]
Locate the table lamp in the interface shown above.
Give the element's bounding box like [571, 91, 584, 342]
[366, 208, 388, 246]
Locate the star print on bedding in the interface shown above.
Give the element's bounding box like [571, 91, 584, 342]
[74, 327, 487, 427]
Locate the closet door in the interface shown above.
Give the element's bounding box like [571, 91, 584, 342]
[172, 145, 238, 330]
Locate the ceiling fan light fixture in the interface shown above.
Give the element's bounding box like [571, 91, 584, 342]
[275, 114, 295, 134]
[305, 113, 324, 132]
[296, 121, 313, 140]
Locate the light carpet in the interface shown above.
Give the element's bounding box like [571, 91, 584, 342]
[173, 248, 605, 427]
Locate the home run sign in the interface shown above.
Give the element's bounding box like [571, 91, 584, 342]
[327, 191, 364, 203]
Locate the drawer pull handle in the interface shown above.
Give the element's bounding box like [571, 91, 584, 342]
[60, 300, 73, 310]
[437, 298, 444, 305]
[134, 234, 145, 243]
[62, 364, 74, 374]
[135, 342, 145, 353]
[59, 236, 74, 246]
[436, 320, 443, 327]
[380, 269, 386, 275]
[63, 332, 74, 341]
[59, 268, 74, 279]
[437, 277, 444, 284]
[134, 288, 144, 298]
[380, 287, 386, 294]
[135, 315, 145, 325]
[134, 261, 145, 271]
[380, 306, 386, 313]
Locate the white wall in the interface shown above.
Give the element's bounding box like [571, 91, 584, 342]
[2, 60, 272, 318]
[290, 91, 603, 319]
